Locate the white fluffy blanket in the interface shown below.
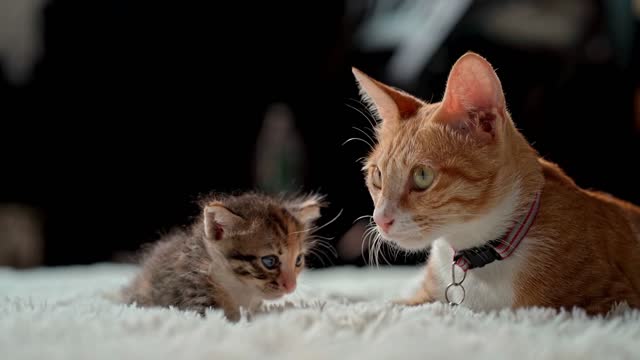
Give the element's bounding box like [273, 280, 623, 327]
[1, 264, 639, 359]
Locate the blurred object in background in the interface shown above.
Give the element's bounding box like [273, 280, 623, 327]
[633, 0, 640, 132]
[0, 204, 43, 268]
[349, 0, 472, 88]
[349, 0, 598, 91]
[254, 103, 306, 194]
[636, 86, 640, 132]
[337, 219, 369, 263]
[0, 0, 638, 268]
[472, 0, 591, 51]
[0, 0, 47, 85]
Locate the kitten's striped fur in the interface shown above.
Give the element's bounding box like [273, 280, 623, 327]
[123, 193, 324, 321]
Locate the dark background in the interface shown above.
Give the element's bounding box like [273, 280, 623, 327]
[1, 0, 639, 269]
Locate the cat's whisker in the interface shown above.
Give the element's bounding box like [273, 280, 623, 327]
[344, 101, 377, 128]
[376, 234, 392, 266]
[360, 237, 368, 264]
[393, 243, 403, 260]
[352, 126, 376, 145]
[342, 137, 374, 150]
[369, 234, 378, 267]
[344, 99, 378, 130]
[371, 231, 384, 267]
[361, 225, 378, 263]
[362, 226, 376, 265]
[355, 157, 369, 165]
[366, 228, 381, 267]
[388, 242, 399, 260]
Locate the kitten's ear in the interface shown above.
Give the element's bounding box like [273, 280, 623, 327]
[287, 195, 326, 225]
[437, 52, 506, 143]
[352, 67, 422, 124]
[203, 203, 244, 241]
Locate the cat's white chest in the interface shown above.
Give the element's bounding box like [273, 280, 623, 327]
[427, 238, 529, 311]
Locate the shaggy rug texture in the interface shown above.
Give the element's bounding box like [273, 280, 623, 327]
[1, 263, 639, 360]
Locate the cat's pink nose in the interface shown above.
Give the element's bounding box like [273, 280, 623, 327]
[374, 215, 395, 233]
[279, 274, 296, 293]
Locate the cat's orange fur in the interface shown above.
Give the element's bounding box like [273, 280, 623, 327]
[353, 52, 640, 314]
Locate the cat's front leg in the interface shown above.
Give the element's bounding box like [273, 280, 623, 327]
[393, 262, 437, 306]
[393, 285, 433, 306]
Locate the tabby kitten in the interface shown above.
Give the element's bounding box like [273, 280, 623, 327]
[353, 52, 640, 314]
[123, 193, 323, 321]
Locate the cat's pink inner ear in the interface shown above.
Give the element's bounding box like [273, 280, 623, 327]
[352, 67, 421, 122]
[203, 204, 243, 241]
[438, 53, 506, 143]
[441, 52, 505, 115]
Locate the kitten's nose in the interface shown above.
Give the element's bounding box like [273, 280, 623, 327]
[279, 273, 297, 293]
[374, 214, 395, 233]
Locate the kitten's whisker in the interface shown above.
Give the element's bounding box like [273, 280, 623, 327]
[309, 235, 335, 241]
[292, 209, 343, 235]
[306, 249, 327, 267]
[307, 247, 332, 267]
[310, 240, 338, 258]
[318, 249, 336, 266]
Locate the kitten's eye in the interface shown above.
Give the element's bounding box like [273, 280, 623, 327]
[371, 167, 382, 189]
[295, 254, 303, 267]
[412, 165, 435, 191]
[261, 255, 279, 270]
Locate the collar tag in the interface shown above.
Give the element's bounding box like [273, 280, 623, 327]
[446, 192, 542, 306]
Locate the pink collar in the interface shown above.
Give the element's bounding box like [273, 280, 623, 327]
[453, 192, 541, 272]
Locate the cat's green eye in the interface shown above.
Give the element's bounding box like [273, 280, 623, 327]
[295, 254, 303, 267]
[371, 167, 382, 189]
[261, 255, 279, 270]
[412, 166, 435, 191]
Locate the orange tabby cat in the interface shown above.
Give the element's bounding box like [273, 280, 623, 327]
[353, 52, 640, 314]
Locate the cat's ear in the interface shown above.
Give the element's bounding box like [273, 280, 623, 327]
[437, 52, 506, 144]
[203, 203, 244, 241]
[352, 67, 422, 124]
[286, 194, 326, 226]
